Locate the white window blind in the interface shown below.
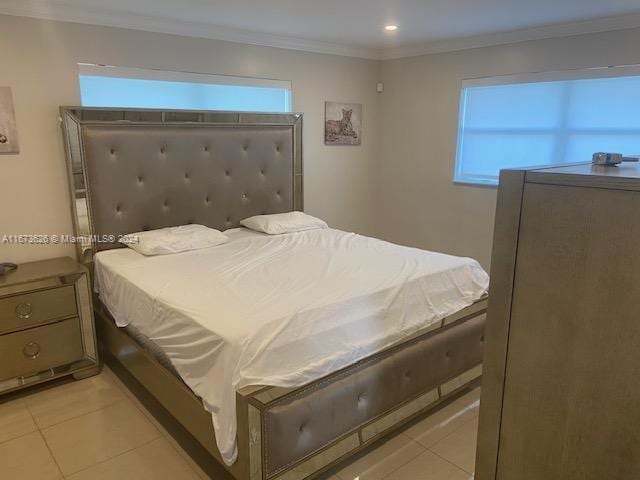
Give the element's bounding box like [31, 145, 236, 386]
[78, 64, 292, 113]
[455, 67, 640, 185]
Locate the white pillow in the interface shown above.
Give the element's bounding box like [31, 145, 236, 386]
[240, 211, 328, 235]
[120, 224, 228, 256]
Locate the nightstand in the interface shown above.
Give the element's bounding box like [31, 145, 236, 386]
[0, 257, 100, 394]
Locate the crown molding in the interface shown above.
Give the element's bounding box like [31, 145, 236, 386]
[2, 1, 640, 61]
[379, 12, 640, 60]
[0, 0, 380, 60]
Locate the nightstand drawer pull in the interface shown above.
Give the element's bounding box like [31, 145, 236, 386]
[0, 317, 83, 380]
[23, 342, 41, 359]
[15, 302, 33, 319]
[0, 285, 77, 334]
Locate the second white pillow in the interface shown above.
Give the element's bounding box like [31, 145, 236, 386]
[240, 211, 328, 235]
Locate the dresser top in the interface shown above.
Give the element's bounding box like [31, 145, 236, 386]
[517, 162, 640, 191]
[0, 257, 83, 288]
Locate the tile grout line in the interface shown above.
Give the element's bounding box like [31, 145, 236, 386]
[26, 395, 130, 432]
[21, 371, 128, 429]
[95, 373, 207, 480]
[416, 409, 479, 449]
[3, 371, 477, 479]
[39, 424, 67, 480]
[0, 372, 160, 479]
[0, 429, 37, 447]
[429, 412, 479, 446]
[426, 447, 475, 476]
[34, 375, 161, 478]
[337, 434, 425, 480]
[338, 409, 478, 480]
[114, 375, 208, 479]
[101, 367, 127, 393]
[106, 369, 478, 479]
[60, 435, 163, 479]
[1, 382, 103, 479]
[426, 415, 479, 475]
[404, 395, 481, 448]
[163, 431, 212, 480]
[118, 388, 170, 436]
[17, 394, 66, 479]
[0, 402, 39, 447]
[28, 392, 67, 479]
[102, 371, 168, 432]
[377, 434, 428, 479]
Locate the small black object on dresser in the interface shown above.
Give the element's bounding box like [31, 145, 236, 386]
[0, 262, 17, 275]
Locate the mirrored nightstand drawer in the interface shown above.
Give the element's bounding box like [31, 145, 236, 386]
[0, 285, 77, 334]
[0, 257, 99, 395]
[0, 317, 84, 380]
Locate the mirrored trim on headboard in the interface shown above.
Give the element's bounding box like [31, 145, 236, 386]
[60, 107, 303, 263]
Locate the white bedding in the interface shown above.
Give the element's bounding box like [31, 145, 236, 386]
[94, 228, 489, 465]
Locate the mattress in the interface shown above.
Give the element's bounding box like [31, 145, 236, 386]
[94, 227, 489, 465]
[123, 323, 180, 376]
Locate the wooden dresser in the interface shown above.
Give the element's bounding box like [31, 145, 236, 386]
[476, 162, 640, 480]
[0, 257, 99, 394]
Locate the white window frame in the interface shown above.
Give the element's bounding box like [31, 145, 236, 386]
[77, 64, 293, 112]
[454, 64, 640, 186]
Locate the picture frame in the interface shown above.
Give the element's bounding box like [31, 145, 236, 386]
[0, 87, 19, 154]
[324, 101, 362, 146]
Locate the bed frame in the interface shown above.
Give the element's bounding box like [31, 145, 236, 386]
[60, 106, 487, 480]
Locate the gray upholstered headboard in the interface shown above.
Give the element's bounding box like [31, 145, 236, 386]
[60, 108, 303, 259]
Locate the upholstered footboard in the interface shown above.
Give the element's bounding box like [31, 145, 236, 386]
[97, 298, 486, 480]
[239, 304, 486, 480]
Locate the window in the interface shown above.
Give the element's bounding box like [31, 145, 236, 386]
[454, 67, 640, 186]
[78, 65, 292, 113]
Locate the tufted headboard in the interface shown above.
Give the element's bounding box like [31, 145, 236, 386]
[60, 107, 303, 259]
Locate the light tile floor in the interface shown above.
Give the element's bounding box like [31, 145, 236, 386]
[0, 367, 480, 480]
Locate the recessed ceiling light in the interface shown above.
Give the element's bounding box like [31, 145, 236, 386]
[384, 25, 398, 32]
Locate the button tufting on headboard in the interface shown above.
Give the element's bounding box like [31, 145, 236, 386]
[81, 123, 297, 251]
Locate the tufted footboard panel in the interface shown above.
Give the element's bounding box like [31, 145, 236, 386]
[260, 314, 485, 477]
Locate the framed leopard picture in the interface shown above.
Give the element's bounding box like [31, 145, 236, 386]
[325, 101, 362, 145]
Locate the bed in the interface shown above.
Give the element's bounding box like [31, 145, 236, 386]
[61, 107, 489, 480]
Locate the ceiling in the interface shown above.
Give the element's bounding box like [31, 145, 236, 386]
[3, 0, 640, 59]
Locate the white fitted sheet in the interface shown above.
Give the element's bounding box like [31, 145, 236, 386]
[94, 228, 489, 465]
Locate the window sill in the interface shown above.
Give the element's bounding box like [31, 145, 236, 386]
[452, 179, 499, 189]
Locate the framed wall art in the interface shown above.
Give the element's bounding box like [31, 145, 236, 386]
[325, 101, 361, 146]
[0, 87, 19, 154]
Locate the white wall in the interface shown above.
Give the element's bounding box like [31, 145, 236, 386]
[0, 15, 381, 263]
[378, 27, 640, 268]
[3, 14, 640, 269]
